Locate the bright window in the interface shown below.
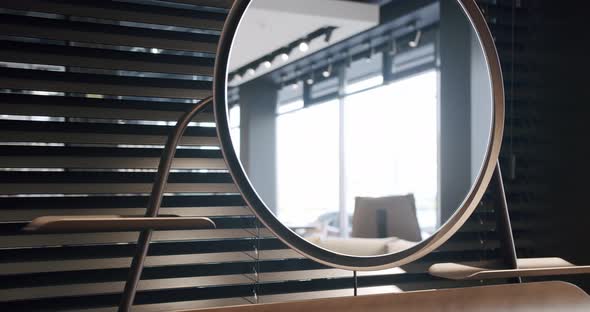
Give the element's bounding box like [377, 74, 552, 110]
[275, 70, 438, 234]
[344, 70, 438, 233]
[276, 99, 339, 227]
[228, 105, 241, 158]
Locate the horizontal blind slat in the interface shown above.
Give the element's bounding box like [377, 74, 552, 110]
[0, 14, 219, 53]
[0, 0, 227, 31]
[0, 228, 268, 248]
[164, 0, 234, 9]
[0, 206, 251, 221]
[0, 183, 237, 195]
[0, 237, 281, 263]
[0, 120, 217, 136]
[0, 157, 225, 169]
[0, 68, 212, 99]
[0, 40, 214, 76]
[0, 120, 219, 145]
[0, 93, 214, 121]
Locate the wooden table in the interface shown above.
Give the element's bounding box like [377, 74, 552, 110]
[179, 281, 590, 312]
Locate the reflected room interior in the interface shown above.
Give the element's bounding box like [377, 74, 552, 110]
[226, 0, 492, 256]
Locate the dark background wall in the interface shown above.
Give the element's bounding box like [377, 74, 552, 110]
[503, 0, 590, 290]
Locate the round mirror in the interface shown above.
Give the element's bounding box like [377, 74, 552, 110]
[214, 0, 504, 270]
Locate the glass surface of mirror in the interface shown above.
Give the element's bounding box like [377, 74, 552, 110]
[225, 0, 494, 257]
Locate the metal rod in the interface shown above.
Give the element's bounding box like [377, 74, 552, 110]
[353, 270, 358, 296]
[492, 162, 522, 283]
[118, 97, 213, 312]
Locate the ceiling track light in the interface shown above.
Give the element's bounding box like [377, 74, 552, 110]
[231, 26, 339, 79]
[322, 64, 333, 78]
[306, 71, 314, 85]
[409, 29, 422, 48]
[279, 51, 289, 62]
[324, 27, 335, 43]
[298, 40, 310, 53]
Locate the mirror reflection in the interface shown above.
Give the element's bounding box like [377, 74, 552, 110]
[226, 0, 493, 256]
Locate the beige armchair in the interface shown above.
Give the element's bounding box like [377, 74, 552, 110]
[352, 194, 422, 242]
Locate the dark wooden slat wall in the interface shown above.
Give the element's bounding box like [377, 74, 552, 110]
[0, 0, 526, 311]
[493, 1, 590, 292]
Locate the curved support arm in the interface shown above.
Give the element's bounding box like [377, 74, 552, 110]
[23, 215, 215, 233]
[429, 257, 590, 280]
[119, 96, 214, 312]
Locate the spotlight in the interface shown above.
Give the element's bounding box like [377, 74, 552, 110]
[150, 48, 161, 54]
[298, 41, 310, 53]
[262, 60, 272, 69]
[322, 65, 332, 78]
[234, 74, 242, 82]
[409, 29, 422, 48]
[246, 68, 256, 76]
[324, 27, 336, 43]
[291, 82, 299, 90]
[306, 76, 314, 85]
[279, 52, 289, 62]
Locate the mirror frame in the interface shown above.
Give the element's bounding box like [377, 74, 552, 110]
[213, 0, 505, 270]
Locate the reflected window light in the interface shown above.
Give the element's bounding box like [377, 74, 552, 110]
[276, 100, 339, 227]
[229, 105, 240, 128]
[196, 122, 216, 128]
[343, 70, 438, 233]
[229, 105, 241, 158]
[0, 114, 64, 122]
[345, 75, 384, 94]
[276, 99, 304, 115]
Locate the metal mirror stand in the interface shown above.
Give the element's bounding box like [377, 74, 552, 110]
[491, 162, 521, 283]
[429, 163, 590, 282]
[23, 97, 217, 312]
[118, 97, 215, 311]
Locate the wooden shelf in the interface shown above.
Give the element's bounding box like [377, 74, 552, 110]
[23, 215, 216, 233]
[429, 257, 590, 280]
[187, 281, 590, 312]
